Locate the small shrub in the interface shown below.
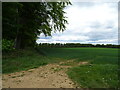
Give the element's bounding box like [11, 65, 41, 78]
[2, 39, 15, 53]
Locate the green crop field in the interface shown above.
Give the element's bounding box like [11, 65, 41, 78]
[3, 47, 119, 88]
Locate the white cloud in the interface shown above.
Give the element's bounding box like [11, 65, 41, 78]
[87, 39, 118, 45]
[53, 35, 89, 41]
[70, 0, 119, 2]
[37, 2, 118, 45]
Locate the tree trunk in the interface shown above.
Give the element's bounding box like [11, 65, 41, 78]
[14, 33, 22, 49]
[14, 28, 26, 49]
[14, 7, 25, 49]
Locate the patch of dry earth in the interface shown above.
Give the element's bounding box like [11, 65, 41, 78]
[2, 60, 88, 88]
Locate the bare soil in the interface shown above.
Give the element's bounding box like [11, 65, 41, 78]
[2, 60, 88, 88]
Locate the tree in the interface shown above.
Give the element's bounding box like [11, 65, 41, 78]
[2, 2, 71, 49]
[2, 2, 21, 40]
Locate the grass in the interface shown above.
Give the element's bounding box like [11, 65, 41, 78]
[2, 47, 119, 88]
[3, 48, 69, 73]
[67, 64, 118, 88]
[38, 48, 118, 63]
[3, 48, 53, 73]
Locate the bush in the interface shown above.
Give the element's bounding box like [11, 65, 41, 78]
[2, 39, 15, 52]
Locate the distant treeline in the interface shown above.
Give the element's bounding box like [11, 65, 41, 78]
[37, 43, 120, 48]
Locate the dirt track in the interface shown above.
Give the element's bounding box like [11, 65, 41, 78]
[2, 60, 88, 88]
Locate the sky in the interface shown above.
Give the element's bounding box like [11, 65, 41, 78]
[36, 1, 118, 45]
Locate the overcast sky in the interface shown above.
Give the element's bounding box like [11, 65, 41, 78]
[37, 2, 118, 45]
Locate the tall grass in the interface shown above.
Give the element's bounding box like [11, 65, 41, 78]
[3, 49, 49, 73]
[38, 47, 118, 64]
[67, 64, 118, 88]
